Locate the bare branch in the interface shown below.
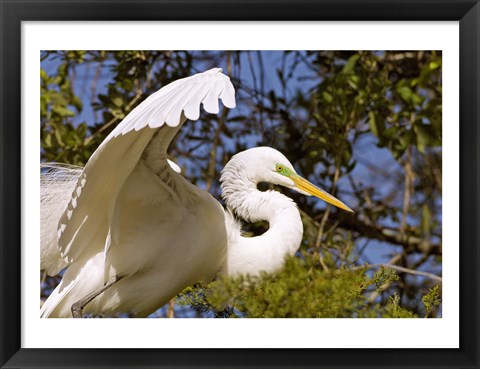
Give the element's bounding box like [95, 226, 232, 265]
[325, 211, 442, 255]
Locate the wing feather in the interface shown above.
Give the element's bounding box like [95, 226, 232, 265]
[220, 80, 236, 108]
[162, 82, 201, 127]
[57, 68, 236, 264]
[41, 163, 82, 275]
[184, 83, 212, 121]
[203, 79, 223, 114]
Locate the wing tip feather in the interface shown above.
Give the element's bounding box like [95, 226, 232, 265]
[101, 68, 237, 140]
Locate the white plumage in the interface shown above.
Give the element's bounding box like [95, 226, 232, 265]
[40, 68, 352, 318]
[219, 148, 304, 276]
[41, 163, 82, 275]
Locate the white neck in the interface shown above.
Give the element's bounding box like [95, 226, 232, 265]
[220, 161, 303, 276]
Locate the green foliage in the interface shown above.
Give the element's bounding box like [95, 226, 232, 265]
[41, 63, 91, 165]
[383, 293, 416, 318]
[422, 285, 441, 318]
[301, 51, 442, 168]
[178, 254, 420, 318]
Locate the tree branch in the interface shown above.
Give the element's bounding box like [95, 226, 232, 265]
[307, 210, 442, 255]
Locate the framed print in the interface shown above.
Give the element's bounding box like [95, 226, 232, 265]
[1, 0, 479, 368]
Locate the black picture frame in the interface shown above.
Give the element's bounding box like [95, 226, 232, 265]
[1, 1, 479, 368]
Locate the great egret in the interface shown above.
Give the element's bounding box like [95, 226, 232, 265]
[40, 68, 352, 318]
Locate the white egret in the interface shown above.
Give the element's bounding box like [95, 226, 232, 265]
[40, 68, 352, 318]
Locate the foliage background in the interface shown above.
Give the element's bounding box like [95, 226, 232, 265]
[41, 50, 442, 318]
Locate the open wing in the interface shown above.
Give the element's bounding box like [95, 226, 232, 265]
[57, 68, 236, 264]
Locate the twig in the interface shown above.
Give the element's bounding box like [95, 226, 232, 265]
[205, 52, 231, 192]
[353, 261, 442, 283]
[91, 61, 104, 123]
[313, 161, 342, 272]
[366, 253, 403, 302]
[84, 89, 143, 146]
[376, 264, 442, 282]
[167, 298, 175, 318]
[325, 211, 442, 255]
[400, 145, 414, 238]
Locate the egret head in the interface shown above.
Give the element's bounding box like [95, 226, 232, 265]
[221, 147, 353, 213]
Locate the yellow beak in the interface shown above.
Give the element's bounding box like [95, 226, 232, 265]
[291, 175, 354, 213]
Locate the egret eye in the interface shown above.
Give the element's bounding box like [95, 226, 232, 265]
[275, 164, 284, 172]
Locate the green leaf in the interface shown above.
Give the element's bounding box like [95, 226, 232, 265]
[110, 107, 125, 119]
[421, 204, 431, 236]
[422, 286, 441, 318]
[77, 122, 87, 139]
[43, 133, 52, 148]
[410, 93, 424, 106]
[52, 105, 75, 117]
[396, 85, 412, 103]
[382, 126, 398, 140]
[414, 123, 441, 153]
[72, 95, 83, 111]
[123, 79, 134, 92]
[40, 68, 48, 82]
[398, 129, 414, 151]
[322, 91, 333, 103]
[368, 111, 385, 138]
[54, 127, 65, 147]
[112, 96, 124, 108]
[341, 54, 360, 74]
